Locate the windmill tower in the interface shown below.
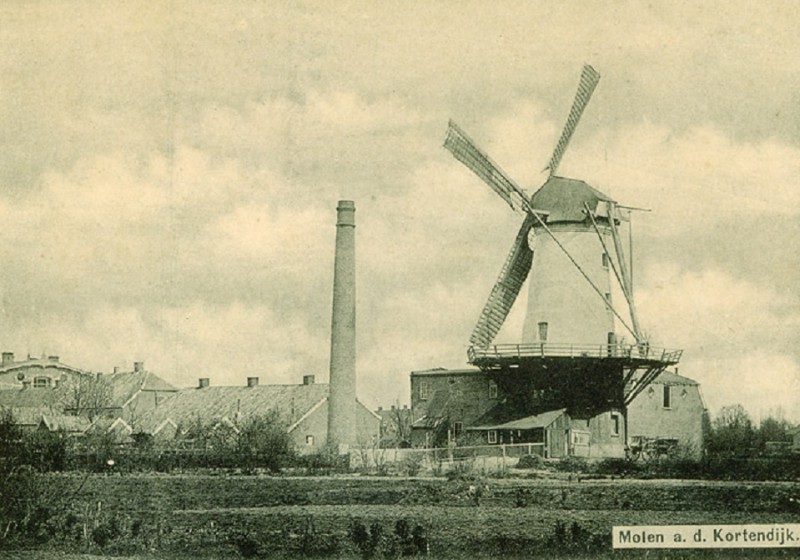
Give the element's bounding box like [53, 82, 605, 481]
[444, 66, 681, 454]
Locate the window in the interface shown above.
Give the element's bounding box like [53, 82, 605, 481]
[33, 377, 51, 388]
[487, 430, 498, 444]
[419, 381, 430, 401]
[538, 322, 548, 342]
[488, 381, 498, 399]
[611, 414, 621, 437]
[453, 422, 463, 437]
[306, 435, 314, 446]
[662, 385, 671, 408]
[602, 253, 609, 268]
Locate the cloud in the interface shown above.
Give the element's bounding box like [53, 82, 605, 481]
[637, 264, 800, 420]
[0, 1, 799, 424]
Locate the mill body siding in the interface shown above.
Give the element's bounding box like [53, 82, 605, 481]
[523, 222, 616, 346]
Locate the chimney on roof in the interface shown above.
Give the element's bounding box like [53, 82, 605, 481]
[22, 380, 30, 389]
[198, 378, 209, 389]
[303, 375, 315, 386]
[247, 377, 259, 388]
[113, 366, 120, 374]
[133, 362, 144, 373]
[48, 355, 59, 363]
[327, 200, 357, 452]
[2, 352, 13, 366]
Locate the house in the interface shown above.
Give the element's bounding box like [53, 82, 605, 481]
[410, 367, 706, 458]
[0, 355, 177, 428]
[137, 375, 380, 454]
[410, 368, 501, 448]
[626, 370, 708, 457]
[100, 362, 178, 424]
[0, 352, 87, 390]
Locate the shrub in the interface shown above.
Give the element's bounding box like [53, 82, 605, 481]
[229, 530, 261, 558]
[594, 458, 643, 477]
[91, 516, 121, 549]
[516, 454, 544, 469]
[445, 459, 477, 481]
[400, 453, 424, 477]
[554, 456, 589, 473]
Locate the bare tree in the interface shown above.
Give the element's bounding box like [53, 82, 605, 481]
[380, 404, 412, 448]
[60, 374, 113, 421]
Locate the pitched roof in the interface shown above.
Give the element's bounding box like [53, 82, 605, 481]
[468, 408, 567, 431]
[632, 370, 699, 386]
[530, 176, 614, 223]
[40, 414, 91, 433]
[104, 370, 177, 406]
[0, 387, 64, 409]
[410, 388, 452, 429]
[2, 406, 59, 426]
[138, 383, 330, 433]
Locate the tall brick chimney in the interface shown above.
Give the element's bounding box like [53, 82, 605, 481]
[327, 200, 357, 451]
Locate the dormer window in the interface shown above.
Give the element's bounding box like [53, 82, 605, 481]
[33, 377, 51, 388]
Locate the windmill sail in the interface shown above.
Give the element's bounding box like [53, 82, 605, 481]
[470, 215, 536, 348]
[444, 120, 530, 214]
[546, 65, 600, 176]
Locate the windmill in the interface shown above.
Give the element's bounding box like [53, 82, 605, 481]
[444, 65, 680, 407]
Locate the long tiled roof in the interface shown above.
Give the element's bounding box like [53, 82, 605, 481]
[139, 383, 330, 433]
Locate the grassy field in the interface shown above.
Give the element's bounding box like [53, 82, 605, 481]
[3, 473, 800, 559]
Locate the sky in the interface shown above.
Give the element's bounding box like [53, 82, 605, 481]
[0, 1, 798, 423]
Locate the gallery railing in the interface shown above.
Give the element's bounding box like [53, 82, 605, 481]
[468, 342, 682, 364]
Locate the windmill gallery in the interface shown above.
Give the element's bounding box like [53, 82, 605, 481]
[407, 66, 706, 459]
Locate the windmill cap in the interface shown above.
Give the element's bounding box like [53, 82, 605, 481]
[530, 176, 615, 223]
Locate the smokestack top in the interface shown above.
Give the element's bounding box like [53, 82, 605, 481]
[336, 200, 356, 227]
[134, 361, 144, 373]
